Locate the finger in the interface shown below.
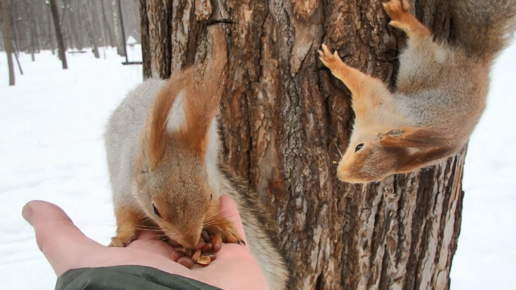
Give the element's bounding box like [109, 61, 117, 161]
[22, 201, 104, 276]
[128, 231, 176, 259]
[219, 195, 247, 244]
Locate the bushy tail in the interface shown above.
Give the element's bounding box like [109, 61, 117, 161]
[452, 0, 516, 61]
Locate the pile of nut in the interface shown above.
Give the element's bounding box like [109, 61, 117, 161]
[171, 230, 223, 269]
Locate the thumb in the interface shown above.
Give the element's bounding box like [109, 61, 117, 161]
[219, 195, 247, 244]
[22, 201, 103, 276]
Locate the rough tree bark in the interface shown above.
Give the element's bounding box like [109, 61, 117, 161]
[49, 0, 67, 69]
[140, 0, 464, 289]
[1, 0, 15, 85]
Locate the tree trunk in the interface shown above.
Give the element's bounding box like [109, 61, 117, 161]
[1, 0, 15, 86]
[46, 2, 56, 55]
[68, 8, 82, 50]
[9, 0, 21, 56]
[23, 0, 36, 61]
[112, 0, 126, 56]
[140, 0, 464, 289]
[101, 0, 115, 48]
[49, 0, 67, 69]
[80, 1, 100, 58]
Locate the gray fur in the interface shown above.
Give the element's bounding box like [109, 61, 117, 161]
[105, 79, 166, 209]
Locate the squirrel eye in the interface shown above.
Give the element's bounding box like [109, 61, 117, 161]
[152, 204, 161, 218]
[210, 194, 213, 201]
[354, 143, 364, 152]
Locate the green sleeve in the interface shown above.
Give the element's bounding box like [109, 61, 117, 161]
[55, 265, 222, 290]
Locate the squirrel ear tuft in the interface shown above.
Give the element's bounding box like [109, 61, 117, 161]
[380, 127, 457, 173]
[144, 82, 187, 169]
[395, 146, 457, 173]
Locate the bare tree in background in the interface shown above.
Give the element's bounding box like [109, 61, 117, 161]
[112, 0, 125, 56]
[140, 0, 464, 289]
[1, 0, 15, 85]
[9, 1, 20, 55]
[101, 0, 115, 47]
[80, 1, 99, 58]
[2, 0, 140, 58]
[46, 2, 55, 55]
[49, 0, 67, 69]
[22, 0, 36, 61]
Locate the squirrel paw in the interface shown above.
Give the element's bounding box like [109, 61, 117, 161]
[383, 0, 410, 27]
[318, 44, 343, 71]
[204, 218, 245, 245]
[108, 235, 135, 247]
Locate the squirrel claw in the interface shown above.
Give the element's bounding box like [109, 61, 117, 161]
[204, 218, 243, 245]
[383, 0, 410, 22]
[108, 235, 135, 247]
[319, 44, 342, 70]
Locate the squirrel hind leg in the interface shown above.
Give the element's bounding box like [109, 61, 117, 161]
[383, 0, 432, 39]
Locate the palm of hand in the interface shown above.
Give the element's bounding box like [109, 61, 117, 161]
[22, 196, 268, 290]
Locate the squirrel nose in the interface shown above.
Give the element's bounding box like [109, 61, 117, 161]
[336, 166, 349, 182]
[179, 235, 200, 249]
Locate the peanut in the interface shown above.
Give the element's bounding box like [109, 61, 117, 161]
[177, 256, 194, 269]
[196, 256, 211, 266]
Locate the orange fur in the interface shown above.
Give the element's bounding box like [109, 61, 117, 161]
[145, 79, 187, 169]
[318, 0, 515, 183]
[146, 27, 227, 164]
[395, 146, 456, 173]
[379, 127, 450, 148]
[383, 0, 432, 39]
[109, 205, 148, 247]
[110, 25, 241, 249]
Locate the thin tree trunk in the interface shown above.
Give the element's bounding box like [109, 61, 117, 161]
[11, 40, 23, 75]
[23, 0, 36, 61]
[112, 0, 125, 56]
[1, 0, 15, 85]
[49, 0, 67, 69]
[140, 0, 464, 289]
[80, 1, 99, 58]
[101, 0, 115, 48]
[76, 1, 85, 50]
[90, 1, 103, 48]
[46, 2, 55, 55]
[68, 9, 81, 50]
[9, 1, 21, 56]
[132, 0, 141, 43]
[33, 1, 41, 52]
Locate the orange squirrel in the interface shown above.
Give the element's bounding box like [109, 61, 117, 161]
[104, 25, 288, 289]
[319, 0, 516, 183]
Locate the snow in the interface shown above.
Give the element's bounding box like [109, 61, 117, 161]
[126, 36, 138, 45]
[0, 42, 515, 289]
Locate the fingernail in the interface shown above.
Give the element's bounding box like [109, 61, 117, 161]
[22, 204, 34, 226]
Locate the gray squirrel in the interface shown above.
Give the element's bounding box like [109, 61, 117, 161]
[319, 0, 516, 183]
[104, 25, 288, 290]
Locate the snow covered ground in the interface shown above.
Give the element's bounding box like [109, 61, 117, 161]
[0, 43, 515, 289]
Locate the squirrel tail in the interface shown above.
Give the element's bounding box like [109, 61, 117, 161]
[452, 0, 516, 61]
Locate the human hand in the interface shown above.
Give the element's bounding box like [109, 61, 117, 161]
[22, 195, 269, 290]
